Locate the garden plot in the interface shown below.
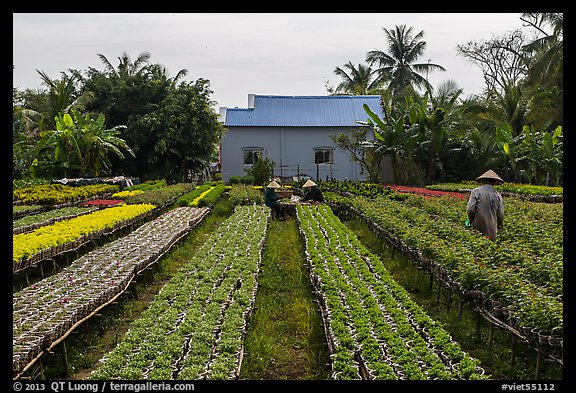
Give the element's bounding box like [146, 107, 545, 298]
[13, 203, 157, 272]
[296, 205, 488, 380]
[13, 207, 210, 379]
[13, 206, 99, 235]
[325, 192, 563, 362]
[90, 205, 269, 380]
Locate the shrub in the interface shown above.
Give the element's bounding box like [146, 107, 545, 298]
[229, 176, 242, 185]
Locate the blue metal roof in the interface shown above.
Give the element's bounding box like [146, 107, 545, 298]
[222, 95, 384, 127]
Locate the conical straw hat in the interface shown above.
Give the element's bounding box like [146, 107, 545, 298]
[266, 180, 281, 188]
[476, 170, 504, 184]
[303, 180, 317, 188]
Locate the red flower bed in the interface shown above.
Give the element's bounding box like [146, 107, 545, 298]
[79, 199, 124, 207]
[385, 185, 467, 200]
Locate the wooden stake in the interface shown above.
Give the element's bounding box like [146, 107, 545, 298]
[475, 312, 481, 342]
[511, 333, 517, 368]
[62, 340, 70, 377]
[535, 350, 542, 379]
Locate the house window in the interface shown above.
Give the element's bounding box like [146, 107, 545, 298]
[243, 147, 263, 165]
[314, 147, 334, 165]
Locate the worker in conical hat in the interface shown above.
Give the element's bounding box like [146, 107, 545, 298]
[265, 180, 282, 218]
[475, 169, 504, 185]
[466, 170, 505, 241]
[301, 179, 325, 204]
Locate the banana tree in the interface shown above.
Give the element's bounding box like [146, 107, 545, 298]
[519, 124, 563, 186]
[32, 112, 83, 178]
[496, 123, 563, 185]
[407, 83, 463, 184]
[495, 123, 520, 183]
[32, 109, 133, 178]
[72, 110, 134, 176]
[360, 103, 420, 184]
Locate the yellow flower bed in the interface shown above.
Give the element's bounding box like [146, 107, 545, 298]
[112, 190, 145, 199]
[189, 187, 215, 206]
[13, 203, 156, 264]
[13, 184, 120, 205]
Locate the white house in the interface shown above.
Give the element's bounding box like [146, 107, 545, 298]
[218, 94, 385, 183]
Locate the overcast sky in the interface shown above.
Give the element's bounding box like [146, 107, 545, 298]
[13, 13, 528, 111]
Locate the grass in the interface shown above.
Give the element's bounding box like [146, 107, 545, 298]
[240, 216, 332, 380]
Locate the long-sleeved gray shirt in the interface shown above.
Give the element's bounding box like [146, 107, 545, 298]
[466, 184, 505, 240]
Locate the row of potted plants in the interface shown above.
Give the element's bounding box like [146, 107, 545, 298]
[13, 206, 98, 235]
[296, 205, 488, 380]
[175, 182, 228, 208]
[123, 183, 195, 207]
[13, 183, 121, 206]
[13, 206, 211, 378]
[427, 182, 563, 202]
[90, 205, 269, 380]
[324, 191, 563, 349]
[13, 203, 157, 272]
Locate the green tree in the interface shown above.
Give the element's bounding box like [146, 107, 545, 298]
[73, 111, 135, 176]
[359, 102, 422, 184]
[521, 13, 563, 131]
[407, 81, 464, 183]
[143, 79, 222, 182]
[97, 51, 153, 79]
[245, 156, 275, 186]
[329, 127, 383, 183]
[495, 123, 522, 183]
[331, 61, 381, 95]
[32, 109, 134, 178]
[32, 112, 84, 178]
[81, 53, 183, 177]
[366, 25, 445, 104]
[516, 124, 562, 186]
[15, 70, 94, 137]
[521, 13, 563, 88]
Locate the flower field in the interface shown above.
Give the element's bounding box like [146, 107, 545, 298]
[297, 205, 488, 380]
[324, 190, 563, 361]
[90, 205, 268, 380]
[13, 206, 99, 235]
[11, 179, 563, 380]
[13, 203, 156, 272]
[13, 206, 210, 379]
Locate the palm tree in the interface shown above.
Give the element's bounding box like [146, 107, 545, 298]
[366, 25, 445, 103]
[521, 13, 563, 87]
[521, 13, 563, 131]
[333, 61, 381, 95]
[97, 51, 152, 78]
[15, 70, 94, 138]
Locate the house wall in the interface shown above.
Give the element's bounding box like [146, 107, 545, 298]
[220, 126, 367, 182]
